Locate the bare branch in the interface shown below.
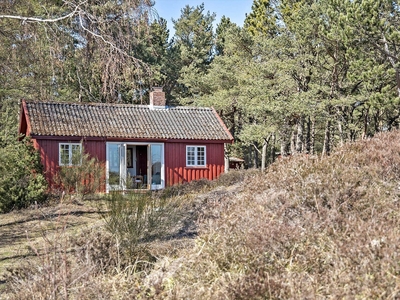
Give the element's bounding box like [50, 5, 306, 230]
[0, 2, 82, 23]
[379, 35, 399, 67]
[252, 143, 262, 154]
[0, 0, 154, 102]
[0, 1, 147, 69]
[77, 11, 148, 72]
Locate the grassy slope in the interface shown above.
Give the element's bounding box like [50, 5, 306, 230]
[0, 203, 102, 296]
[146, 130, 400, 299]
[2, 130, 400, 299]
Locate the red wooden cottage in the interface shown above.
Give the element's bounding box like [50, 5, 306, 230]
[18, 88, 233, 192]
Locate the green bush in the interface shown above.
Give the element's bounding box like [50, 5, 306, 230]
[56, 147, 104, 199]
[0, 139, 47, 213]
[103, 192, 184, 265]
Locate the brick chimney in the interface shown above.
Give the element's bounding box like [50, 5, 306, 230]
[149, 87, 166, 108]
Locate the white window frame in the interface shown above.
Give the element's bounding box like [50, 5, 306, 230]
[186, 145, 206, 167]
[59, 142, 82, 166]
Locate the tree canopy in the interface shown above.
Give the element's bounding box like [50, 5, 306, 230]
[176, 0, 400, 167]
[1, 0, 400, 178]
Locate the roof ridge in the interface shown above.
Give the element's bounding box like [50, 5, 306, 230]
[25, 100, 212, 110]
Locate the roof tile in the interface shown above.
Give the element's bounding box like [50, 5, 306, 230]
[25, 101, 233, 141]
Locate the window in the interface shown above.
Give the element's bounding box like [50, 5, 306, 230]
[59, 143, 82, 166]
[186, 146, 206, 167]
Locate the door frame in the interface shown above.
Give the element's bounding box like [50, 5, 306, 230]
[106, 142, 164, 192]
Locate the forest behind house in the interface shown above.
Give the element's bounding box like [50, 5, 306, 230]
[2, 0, 400, 170]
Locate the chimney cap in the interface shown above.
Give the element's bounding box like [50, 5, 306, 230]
[153, 86, 163, 92]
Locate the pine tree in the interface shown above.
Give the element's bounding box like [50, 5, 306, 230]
[171, 4, 215, 99]
[244, 0, 280, 37]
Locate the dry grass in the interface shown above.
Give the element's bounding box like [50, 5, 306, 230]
[0, 202, 102, 297]
[2, 131, 400, 299]
[142, 131, 400, 299]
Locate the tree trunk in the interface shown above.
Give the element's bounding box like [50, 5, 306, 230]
[253, 143, 259, 168]
[290, 128, 296, 155]
[261, 141, 267, 172]
[295, 116, 304, 153]
[337, 113, 344, 147]
[224, 144, 229, 173]
[374, 110, 380, 133]
[338, 121, 344, 146]
[310, 117, 315, 155]
[304, 116, 311, 153]
[246, 145, 253, 168]
[271, 132, 276, 162]
[329, 123, 335, 152]
[362, 108, 369, 139]
[280, 139, 288, 156]
[280, 123, 290, 157]
[231, 105, 237, 139]
[322, 119, 331, 157]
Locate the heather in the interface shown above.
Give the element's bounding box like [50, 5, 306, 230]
[151, 131, 400, 299]
[2, 131, 400, 299]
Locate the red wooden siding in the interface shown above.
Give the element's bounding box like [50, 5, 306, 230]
[164, 142, 225, 186]
[84, 140, 107, 161]
[33, 138, 226, 191]
[35, 139, 59, 188]
[34, 138, 106, 190]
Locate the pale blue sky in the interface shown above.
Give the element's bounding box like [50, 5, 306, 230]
[153, 0, 254, 38]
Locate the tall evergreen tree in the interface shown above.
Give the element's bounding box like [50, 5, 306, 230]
[244, 0, 280, 37]
[171, 4, 215, 99]
[343, 0, 400, 134]
[215, 16, 239, 56]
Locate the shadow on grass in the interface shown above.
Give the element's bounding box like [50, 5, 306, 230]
[0, 210, 105, 229]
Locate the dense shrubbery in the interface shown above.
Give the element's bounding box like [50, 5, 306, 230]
[0, 100, 47, 213]
[5, 131, 400, 299]
[0, 139, 47, 213]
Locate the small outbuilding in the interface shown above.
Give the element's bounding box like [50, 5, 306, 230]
[229, 157, 245, 170]
[19, 88, 233, 192]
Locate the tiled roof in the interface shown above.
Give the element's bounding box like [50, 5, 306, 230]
[24, 101, 233, 141]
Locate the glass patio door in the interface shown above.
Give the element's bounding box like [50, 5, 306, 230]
[150, 144, 164, 190]
[106, 143, 126, 191]
[106, 142, 164, 192]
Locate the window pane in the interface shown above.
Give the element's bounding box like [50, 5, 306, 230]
[60, 144, 70, 165]
[187, 146, 195, 166]
[108, 144, 121, 186]
[151, 144, 162, 185]
[71, 144, 81, 165]
[197, 147, 205, 166]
